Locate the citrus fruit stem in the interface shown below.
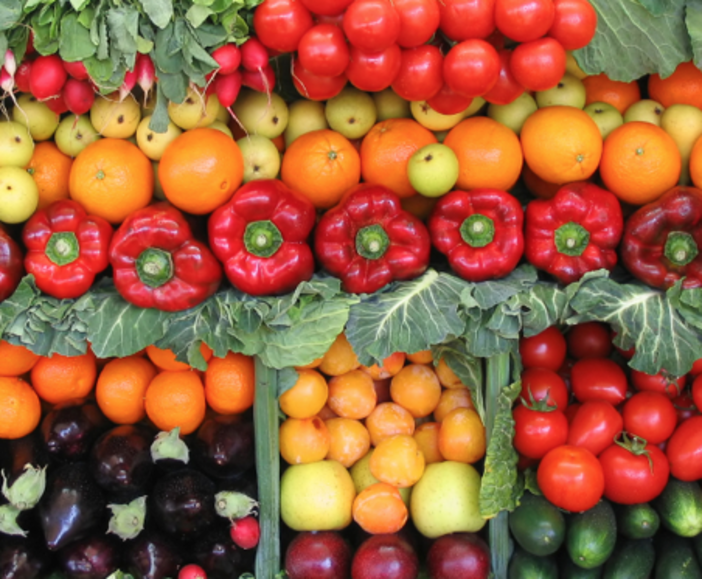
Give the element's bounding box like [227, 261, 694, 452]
[46, 232, 80, 266]
[665, 231, 699, 267]
[356, 224, 390, 260]
[136, 247, 174, 288]
[460, 214, 495, 248]
[554, 222, 590, 257]
[244, 220, 283, 258]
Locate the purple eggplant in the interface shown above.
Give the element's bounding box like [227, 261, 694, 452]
[123, 529, 183, 579]
[38, 462, 106, 551]
[0, 432, 49, 486]
[58, 534, 121, 579]
[90, 424, 156, 498]
[192, 416, 255, 480]
[41, 400, 108, 461]
[150, 468, 217, 540]
[0, 536, 53, 579]
[191, 524, 254, 579]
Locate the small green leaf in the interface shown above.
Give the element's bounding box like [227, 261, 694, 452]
[59, 13, 96, 62]
[69, 0, 90, 11]
[0, 0, 21, 32]
[77, 6, 95, 28]
[158, 71, 188, 104]
[136, 36, 153, 53]
[186, 4, 214, 28]
[139, 0, 173, 29]
[149, 82, 171, 133]
[84, 56, 114, 84]
[195, 23, 229, 47]
[107, 6, 139, 54]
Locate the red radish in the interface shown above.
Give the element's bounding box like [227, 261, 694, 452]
[241, 37, 270, 72]
[230, 516, 260, 550]
[29, 54, 68, 100]
[215, 70, 243, 108]
[63, 78, 95, 115]
[44, 94, 68, 114]
[15, 60, 32, 93]
[135, 53, 156, 100]
[119, 68, 137, 101]
[241, 65, 276, 95]
[0, 68, 12, 94]
[3, 50, 16, 78]
[212, 43, 242, 75]
[26, 31, 35, 55]
[178, 564, 207, 579]
[63, 60, 89, 80]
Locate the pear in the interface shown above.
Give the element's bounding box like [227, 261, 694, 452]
[54, 115, 101, 157]
[535, 73, 587, 109]
[90, 93, 142, 138]
[236, 135, 281, 182]
[0, 121, 34, 167]
[12, 94, 60, 141]
[136, 116, 182, 161]
[584, 102, 624, 139]
[167, 86, 221, 130]
[232, 89, 289, 139]
[325, 87, 377, 140]
[624, 99, 665, 126]
[207, 120, 234, 138]
[285, 100, 328, 148]
[411, 101, 466, 132]
[661, 104, 702, 185]
[487, 92, 538, 135]
[0, 166, 39, 223]
[373, 88, 411, 121]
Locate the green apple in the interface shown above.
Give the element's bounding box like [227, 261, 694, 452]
[407, 143, 459, 198]
[624, 99, 665, 126]
[411, 101, 466, 132]
[464, 97, 487, 118]
[236, 135, 281, 182]
[90, 93, 142, 138]
[232, 89, 289, 139]
[0, 121, 34, 167]
[661, 103, 702, 185]
[487, 92, 538, 135]
[535, 73, 587, 109]
[54, 115, 101, 157]
[325, 87, 377, 140]
[208, 120, 234, 138]
[410, 461, 485, 539]
[373, 88, 411, 121]
[281, 460, 356, 531]
[350, 451, 411, 507]
[12, 93, 60, 141]
[285, 99, 328, 148]
[136, 116, 183, 161]
[0, 166, 39, 223]
[584, 102, 624, 139]
[167, 86, 221, 130]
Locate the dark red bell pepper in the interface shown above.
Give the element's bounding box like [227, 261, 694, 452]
[22, 200, 113, 299]
[428, 188, 524, 282]
[208, 179, 316, 296]
[110, 203, 222, 311]
[525, 182, 624, 284]
[621, 186, 702, 289]
[0, 225, 23, 302]
[314, 183, 431, 294]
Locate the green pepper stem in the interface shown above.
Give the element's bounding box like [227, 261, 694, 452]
[665, 231, 698, 267]
[554, 222, 590, 257]
[244, 220, 283, 258]
[460, 214, 495, 248]
[46, 232, 80, 266]
[136, 248, 173, 288]
[356, 224, 390, 260]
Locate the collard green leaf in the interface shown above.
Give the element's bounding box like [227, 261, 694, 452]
[277, 367, 299, 398]
[0, 277, 39, 336]
[513, 282, 569, 338]
[671, 285, 702, 333]
[467, 265, 538, 310]
[153, 299, 215, 371]
[139, 0, 173, 29]
[0, 0, 21, 32]
[463, 306, 520, 359]
[59, 13, 95, 62]
[431, 339, 485, 422]
[346, 269, 469, 366]
[634, 0, 671, 16]
[687, 0, 702, 67]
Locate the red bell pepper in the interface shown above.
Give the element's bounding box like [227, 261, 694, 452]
[208, 179, 316, 296]
[428, 189, 524, 282]
[22, 200, 113, 299]
[110, 203, 222, 311]
[620, 186, 702, 289]
[314, 184, 431, 294]
[0, 225, 23, 302]
[525, 182, 624, 284]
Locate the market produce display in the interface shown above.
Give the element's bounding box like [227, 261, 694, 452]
[4, 0, 702, 578]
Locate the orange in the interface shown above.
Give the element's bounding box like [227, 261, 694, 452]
[435, 357, 464, 388]
[444, 116, 523, 191]
[406, 349, 433, 364]
[25, 142, 73, 209]
[69, 138, 152, 224]
[649, 61, 702, 109]
[279, 369, 329, 419]
[30, 351, 97, 404]
[319, 333, 360, 377]
[279, 416, 331, 464]
[599, 121, 681, 205]
[0, 377, 41, 439]
[583, 73, 641, 114]
[390, 363, 442, 418]
[414, 422, 443, 464]
[522, 164, 561, 200]
[352, 482, 408, 535]
[317, 403, 339, 421]
[365, 402, 415, 447]
[689, 136, 702, 189]
[159, 128, 244, 215]
[95, 355, 158, 424]
[327, 369, 377, 419]
[434, 389, 474, 422]
[295, 357, 323, 370]
[325, 417, 371, 468]
[401, 194, 440, 220]
[360, 118, 437, 198]
[438, 407, 486, 463]
[204, 352, 255, 415]
[520, 106, 602, 185]
[281, 129, 361, 209]
[145, 343, 213, 372]
[361, 352, 406, 380]
[144, 370, 207, 435]
[0, 341, 39, 376]
[369, 434, 425, 488]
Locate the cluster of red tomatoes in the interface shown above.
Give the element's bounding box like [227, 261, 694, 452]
[252, 0, 597, 110]
[514, 323, 702, 514]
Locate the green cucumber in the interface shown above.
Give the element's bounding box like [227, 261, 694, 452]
[509, 491, 566, 556]
[566, 500, 617, 569]
[560, 554, 603, 578]
[508, 547, 559, 579]
[602, 539, 655, 579]
[653, 477, 702, 537]
[615, 502, 660, 539]
[655, 532, 702, 579]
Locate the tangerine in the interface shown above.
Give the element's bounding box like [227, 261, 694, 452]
[204, 352, 255, 415]
[352, 482, 408, 535]
[30, 351, 97, 404]
[95, 355, 158, 424]
[0, 341, 39, 376]
[25, 141, 72, 209]
[144, 370, 207, 435]
[0, 377, 41, 439]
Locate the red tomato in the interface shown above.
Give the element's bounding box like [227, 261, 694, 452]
[563, 402, 581, 424]
[393, 0, 441, 48]
[548, 0, 597, 51]
[622, 391, 677, 445]
[519, 367, 569, 411]
[513, 405, 568, 460]
[690, 358, 702, 377]
[443, 39, 500, 98]
[346, 44, 402, 92]
[666, 415, 702, 481]
[673, 391, 699, 424]
[494, 0, 555, 42]
[537, 445, 604, 512]
[483, 49, 524, 105]
[599, 440, 669, 504]
[691, 374, 702, 412]
[391, 45, 444, 101]
[301, 0, 354, 15]
[343, 0, 401, 51]
[427, 84, 473, 115]
[438, 0, 496, 41]
[631, 369, 685, 399]
[519, 326, 567, 372]
[509, 37, 566, 92]
[566, 322, 613, 360]
[571, 358, 628, 406]
[517, 453, 539, 471]
[567, 400, 623, 457]
[253, 0, 314, 53]
[292, 59, 348, 100]
[297, 24, 350, 77]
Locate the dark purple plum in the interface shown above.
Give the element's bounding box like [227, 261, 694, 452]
[41, 399, 108, 461]
[285, 531, 352, 579]
[0, 536, 53, 579]
[123, 530, 183, 579]
[193, 416, 256, 480]
[427, 533, 490, 579]
[191, 524, 253, 579]
[351, 534, 419, 579]
[0, 432, 49, 486]
[58, 534, 121, 579]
